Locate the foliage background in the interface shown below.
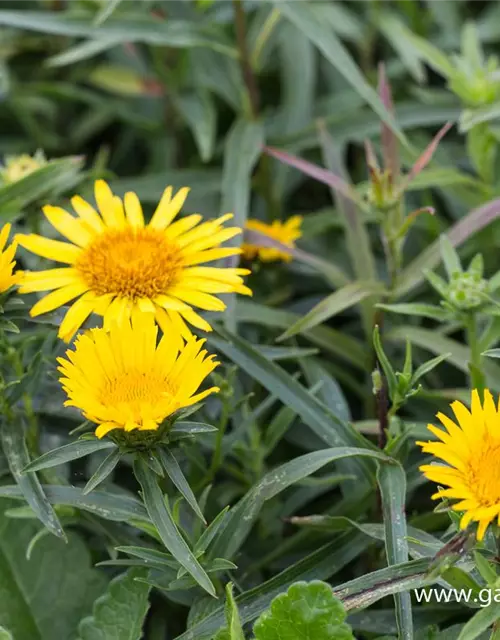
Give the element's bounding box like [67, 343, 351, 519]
[2, 0, 500, 639]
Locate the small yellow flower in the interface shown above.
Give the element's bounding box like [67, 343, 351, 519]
[418, 389, 500, 540]
[16, 180, 251, 342]
[57, 314, 219, 439]
[242, 216, 302, 262]
[0, 223, 17, 293]
[0, 151, 47, 183]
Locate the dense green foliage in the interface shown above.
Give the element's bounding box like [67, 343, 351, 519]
[4, 1, 500, 639]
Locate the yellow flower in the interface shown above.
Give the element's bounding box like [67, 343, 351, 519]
[0, 151, 47, 183]
[242, 216, 302, 262]
[418, 389, 500, 540]
[0, 223, 17, 293]
[16, 180, 251, 342]
[57, 314, 219, 439]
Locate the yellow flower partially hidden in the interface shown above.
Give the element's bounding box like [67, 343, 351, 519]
[418, 389, 500, 540]
[16, 180, 251, 342]
[242, 216, 302, 262]
[0, 151, 47, 183]
[0, 224, 17, 293]
[57, 314, 219, 439]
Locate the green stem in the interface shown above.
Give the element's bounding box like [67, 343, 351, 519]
[466, 313, 486, 397]
[232, 0, 259, 119]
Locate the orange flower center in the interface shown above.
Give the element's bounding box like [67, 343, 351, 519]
[465, 437, 500, 507]
[100, 371, 175, 411]
[76, 228, 184, 299]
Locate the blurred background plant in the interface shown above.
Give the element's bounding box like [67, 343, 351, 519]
[3, 1, 500, 639]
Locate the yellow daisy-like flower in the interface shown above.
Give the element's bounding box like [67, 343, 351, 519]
[16, 180, 251, 342]
[418, 389, 500, 540]
[0, 151, 47, 183]
[242, 215, 302, 262]
[0, 223, 17, 293]
[57, 314, 219, 439]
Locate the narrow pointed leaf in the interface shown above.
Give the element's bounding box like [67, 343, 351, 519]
[265, 146, 361, 205]
[1, 418, 65, 540]
[378, 63, 400, 177]
[376, 303, 449, 322]
[116, 546, 178, 569]
[157, 448, 206, 523]
[377, 464, 412, 640]
[133, 458, 215, 597]
[457, 603, 500, 640]
[399, 122, 452, 191]
[83, 448, 122, 495]
[169, 422, 218, 439]
[275, 1, 405, 142]
[23, 439, 116, 473]
[278, 281, 384, 341]
[209, 326, 376, 482]
[397, 198, 500, 296]
[195, 507, 230, 556]
[0, 484, 148, 521]
[373, 326, 397, 399]
[210, 446, 395, 561]
[440, 234, 462, 278]
[411, 353, 451, 386]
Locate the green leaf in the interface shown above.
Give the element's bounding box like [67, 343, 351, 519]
[0, 158, 83, 221]
[133, 458, 215, 597]
[411, 353, 451, 386]
[377, 12, 425, 82]
[194, 507, 229, 556]
[209, 326, 375, 482]
[46, 37, 122, 68]
[0, 11, 237, 56]
[210, 446, 394, 561]
[0, 501, 107, 640]
[373, 326, 397, 400]
[78, 568, 151, 640]
[94, 0, 124, 26]
[457, 604, 500, 640]
[377, 464, 412, 640]
[175, 91, 216, 162]
[395, 23, 456, 77]
[0, 485, 148, 522]
[276, 2, 405, 142]
[278, 281, 384, 341]
[440, 234, 462, 278]
[0, 626, 12, 640]
[23, 440, 116, 473]
[376, 303, 449, 322]
[169, 422, 218, 440]
[83, 448, 122, 495]
[1, 417, 64, 540]
[253, 581, 353, 640]
[175, 531, 370, 640]
[214, 583, 244, 640]
[235, 300, 369, 370]
[115, 546, 177, 569]
[396, 197, 500, 296]
[318, 124, 379, 336]
[157, 448, 205, 523]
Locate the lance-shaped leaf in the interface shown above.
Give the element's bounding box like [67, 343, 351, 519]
[373, 326, 397, 400]
[378, 63, 400, 178]
[396, 196, 500, 296]
[169, 421, 218, 441]
[398, 122, 453, 193]
[214, 583, 244, 640]
[115, 546, 178, 569]
[157, 448, 206, 523]
[264, 146, 363, 207]
[376, 303, 450, 322]
[277, 280, 385, 341]
[82, 448, 122, 495]
[23, 440, 116, 473]
[133, 458, 215, 597]
[0, 484, 148, 522]
[1, 418, 65, 540]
